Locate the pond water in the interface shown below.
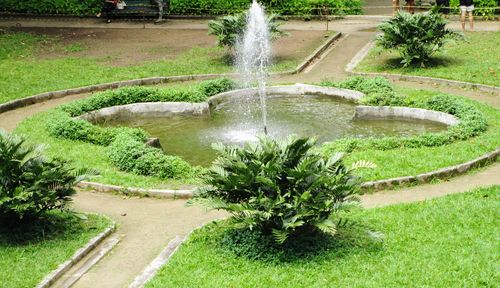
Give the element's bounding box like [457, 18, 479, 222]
[103, 95, 447, 166]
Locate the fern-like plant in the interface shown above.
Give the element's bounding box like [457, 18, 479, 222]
[208, 12, 288, 51]
[0, 130, 98, 223]
[376, 10, 461, 67]
[191, 136, 374, 244]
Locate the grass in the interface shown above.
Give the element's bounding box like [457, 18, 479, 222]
[14, 84, 499, 188]
[0, 31, 299, 104]
[146, 185, 500, 288]
[0, 212, 111, 288]
[356, 32, 500, 87]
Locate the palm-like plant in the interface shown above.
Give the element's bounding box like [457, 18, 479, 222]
[0, 130, 98, 222]
[377, 10, 461, 67]
[191, 136, 374, 244]
[208, 12, 288, 51]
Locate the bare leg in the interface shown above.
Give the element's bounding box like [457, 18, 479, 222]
[469, 11, 474, 31]
[153, 0, 163, 22]
[461, 10, 466, 31]
[392, 0, 400, 16]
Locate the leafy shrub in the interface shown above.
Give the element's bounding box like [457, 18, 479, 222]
[377, 11, 461, 67]
[0, 131, 97, 223]
[208, 12, 288, 50]
[107, 133, 193, 179]
[449, 0, 498, 18]
[321, 77, 488, 153]
[191, 136, 374, 244]
[46, 78, 235, 179]
[0, 0, 103, 16]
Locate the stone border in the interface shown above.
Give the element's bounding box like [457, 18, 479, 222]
[346, 41, 500, 95]
[76, 148, 499, 198]
[128, 235, 187, 288]
[0, 32, 342, 115]
[35, 218, 116, 288]
[355, 105, 460, 126]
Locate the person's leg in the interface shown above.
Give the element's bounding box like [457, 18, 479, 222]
[152, 0, 163, 22]
[392, 0, 400, 15]
[408, 0, 415, 14]
[460, 6, 467, 31]
[468, 9, 474, 31]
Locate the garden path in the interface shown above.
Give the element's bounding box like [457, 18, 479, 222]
[0, 19, 498, 288]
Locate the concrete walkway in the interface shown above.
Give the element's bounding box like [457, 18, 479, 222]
[0, 17, 498, 288]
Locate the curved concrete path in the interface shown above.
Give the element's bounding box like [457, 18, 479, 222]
[0, 18, 498, 288]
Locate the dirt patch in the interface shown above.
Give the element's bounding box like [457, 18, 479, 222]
[9, 27, 327, 67]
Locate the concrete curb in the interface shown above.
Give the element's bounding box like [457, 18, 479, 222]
[77, 148, 500, 198]
[345, 41, 500, 95]
[128, 235, 187, 288]
[35, 218, 116, 288]
[294, 32, 342, 74]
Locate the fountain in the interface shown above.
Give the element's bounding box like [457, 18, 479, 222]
[236, 0, 271, 135]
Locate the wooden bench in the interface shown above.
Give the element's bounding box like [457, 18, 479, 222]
[109, 0, 168, 19]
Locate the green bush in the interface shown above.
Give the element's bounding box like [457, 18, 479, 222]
[0, 0, 103, 16]
[377, 11, 461, 67]
[191, 136, 374, 244]
[0, 131, 97, 223]
[449, 0, 498, 18]
[321, 77, 488, 153]
[47, 78, 235, 179]
[108, 133, 193, 179]
[208, 12, 288, 49]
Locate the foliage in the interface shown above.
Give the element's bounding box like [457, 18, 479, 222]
[321, 77, 488, 153]
[107, 133, 194, 179]
[46, 78, 234, 179]
[0, 131, 97, 223]
[191, 136, 374, 244]
[146, 186, 500, 287]
[449, 0, 498, 18]
[0, 0, 103, 16]
[208, 12, 288, 49]
[377, 11, 461, 67]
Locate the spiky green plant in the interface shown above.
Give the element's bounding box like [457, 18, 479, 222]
[0, 130, 98, 223]
[376, 10, 461, 67]
[191, 136, 375, 244]
[208, 12, 289, 51]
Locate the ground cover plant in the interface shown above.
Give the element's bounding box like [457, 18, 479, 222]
[46, 78, 235, 180]
[192, 137, 375, 244]
[357, 31, 500, 86]
[0, 212, 111, 288]
[209, 12, 288, 51]
[376, 11, 461, 67]
[14, 77, 500, 188]
[0, 30, 308, 105]
[146, 185, 500, 287]
[0, 130, 97, 223]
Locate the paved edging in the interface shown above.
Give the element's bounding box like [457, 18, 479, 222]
[35, 218, 116, 288]
[128, 235, 187, 288]
[77, 148, 500, 198]
[294, 32, 342, 74]
[345, 41, 500, 95]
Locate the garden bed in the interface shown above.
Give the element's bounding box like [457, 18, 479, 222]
[145, 185, 500, 287]
[0, 212, 111, 288]
[13, 77, 500, 189]
[355, 32, 500, 87]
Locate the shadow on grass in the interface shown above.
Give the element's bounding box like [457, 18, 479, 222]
[379, 55, 463, 70]
[0, 212, 91, 246]
[217, 224, 383, 264]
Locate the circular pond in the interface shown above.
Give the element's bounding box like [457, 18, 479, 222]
[102, 95, 448, 166]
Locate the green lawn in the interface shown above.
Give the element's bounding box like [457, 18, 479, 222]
[356, 32, 500, 87]
[14, 85, 500, 189]
[147, 185, 500, 288]
[0, 31, 298, 105]
[0, 212, 111, 288]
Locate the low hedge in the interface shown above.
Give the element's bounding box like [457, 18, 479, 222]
[320, 77, 488, 153]
[47, 78, 235, 179]
[0, 0, 362, 16]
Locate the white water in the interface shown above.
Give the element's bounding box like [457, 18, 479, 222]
[236, 0, 271, 135]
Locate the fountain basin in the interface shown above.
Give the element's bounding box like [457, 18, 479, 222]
[83, 84, 456, 166]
